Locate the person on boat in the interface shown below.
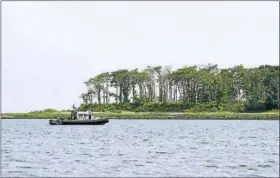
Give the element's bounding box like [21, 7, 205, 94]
[72, 104, 78, 120]
[88, 110, 92, 120]
[72, 104, 77, 112]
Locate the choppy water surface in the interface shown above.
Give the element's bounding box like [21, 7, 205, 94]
[2, 119, 279, 177]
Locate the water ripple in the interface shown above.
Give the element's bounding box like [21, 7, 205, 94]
[2, 119, 279, 177]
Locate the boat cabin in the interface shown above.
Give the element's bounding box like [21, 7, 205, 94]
[76, 111, 95, 120]
[69, 110, 96, 120]
[68, 105, 98, 120]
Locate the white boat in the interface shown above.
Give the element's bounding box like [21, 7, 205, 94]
[49, 105, 108, 125]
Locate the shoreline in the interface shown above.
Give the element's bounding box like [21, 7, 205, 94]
[1, 111, 279, 120]
[1, 118, 279, 120]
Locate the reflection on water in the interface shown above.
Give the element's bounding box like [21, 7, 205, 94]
[2, 119, 279, 177]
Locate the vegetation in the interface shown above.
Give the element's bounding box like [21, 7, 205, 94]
[80, 64, 279, 113]
[2, 112, 69, 119]
[2, 64, 279, 120]
[2, 111, 279, 120]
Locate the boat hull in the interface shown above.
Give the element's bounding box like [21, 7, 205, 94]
[49, 118, 109, 125]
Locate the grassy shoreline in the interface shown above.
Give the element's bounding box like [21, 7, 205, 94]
[1, 111, 279, 120]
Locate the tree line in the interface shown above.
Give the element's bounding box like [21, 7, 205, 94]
[79, 64, 279, 112]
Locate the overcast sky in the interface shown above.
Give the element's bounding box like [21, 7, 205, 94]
[2, 1, 279, 113]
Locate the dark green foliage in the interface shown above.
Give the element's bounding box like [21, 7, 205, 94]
[80, 64, 279, 113]
[2, 110, 279, 120]
[29, 108, 58, 113]
[43, 108, 58, 112]
[78, 102, 248, 113]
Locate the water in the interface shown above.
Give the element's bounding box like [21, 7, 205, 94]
[2, 119, 279, 177]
